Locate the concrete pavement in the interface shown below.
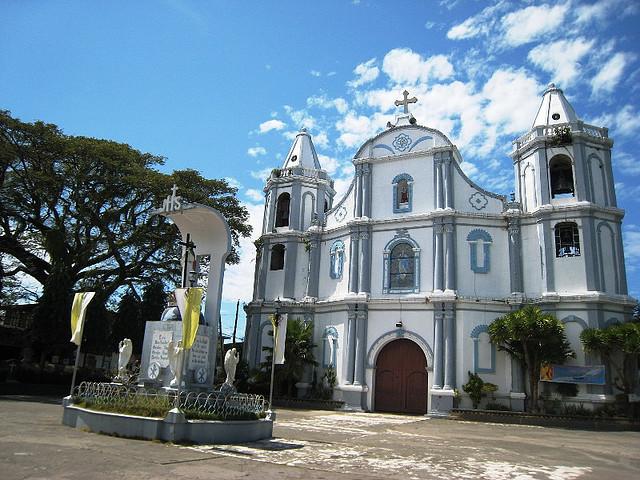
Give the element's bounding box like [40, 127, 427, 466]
[1, 395, 639, 479]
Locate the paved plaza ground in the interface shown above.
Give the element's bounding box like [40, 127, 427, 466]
[1, 394, 639, 479]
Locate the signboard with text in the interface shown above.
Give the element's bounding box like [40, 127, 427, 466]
[540, 364, 605, 385]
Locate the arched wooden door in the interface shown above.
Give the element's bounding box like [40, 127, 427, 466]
[374, 339, 427, 414]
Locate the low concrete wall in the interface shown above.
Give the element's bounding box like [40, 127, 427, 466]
[449, 408, 640, 431]
[62, 404, 273, 444]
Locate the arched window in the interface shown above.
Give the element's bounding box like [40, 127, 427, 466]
[324, 199, 329, 213]
[467, 229, 492, 273]
[470, 325, 495, 374]
[275, 193, 290, 227]
[555, 222, 580, 257]
[549, 155, 575, 198]
[270, 243, 285, 270]
[329, 240, 345, 279]
[392, 173, 413, 213]
[383, 234, 420, 293]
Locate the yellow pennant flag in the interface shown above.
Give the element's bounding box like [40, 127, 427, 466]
[175, 287, 203, 350]
[70, 292, 96, 346]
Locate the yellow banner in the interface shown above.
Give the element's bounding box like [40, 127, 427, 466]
[178, 287, 203, 350]
[70, 292, 96, 346]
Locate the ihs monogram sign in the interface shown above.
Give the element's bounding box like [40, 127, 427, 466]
[160, 184, 183, 213]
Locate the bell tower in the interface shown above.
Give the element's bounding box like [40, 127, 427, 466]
[253, 128, 335, 302]
[511, 84, 626, 297]
[512, 84, 616, 212]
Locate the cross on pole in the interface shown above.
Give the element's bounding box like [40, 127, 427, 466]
[394, 90, 418, 114]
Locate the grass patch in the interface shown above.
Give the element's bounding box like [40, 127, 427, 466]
[73, 397, 263, 421]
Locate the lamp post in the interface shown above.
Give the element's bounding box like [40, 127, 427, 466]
[268, 297, 281, 412]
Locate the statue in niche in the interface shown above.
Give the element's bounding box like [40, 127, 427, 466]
[167, 340, 184, 388]
[224, 348, 240, 386]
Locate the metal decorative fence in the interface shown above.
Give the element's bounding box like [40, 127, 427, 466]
[72, 382, 266, 419]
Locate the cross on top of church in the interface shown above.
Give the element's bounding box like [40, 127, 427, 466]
[394, 90, 418, 114]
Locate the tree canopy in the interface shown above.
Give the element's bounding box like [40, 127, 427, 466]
[0, 110, 251, 356]
[488, 306, 574, 412]
[581, 321, 640, 395]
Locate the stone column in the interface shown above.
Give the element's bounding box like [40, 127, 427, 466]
[306, 234, 321, 298]
[256, 241, 270, 299]
[362, 163, 371, 218]
[443, 152, 454, 209]
[443, 307, 456, 390]
[432, 309, 444, 389]
[354, 309, 367, 385]
[507, 219, 523, 294]
[349, 230, 360, 294]
[355, 165, 363, 218]
[535, 150, 550, 205]
[283, 240, 298, 299]
[541, 219, 555, 293]
[345, 308, 357, 385]
[267, 184, 278, 232]
[289, 182, 302, 230]
[435, 157, 444, 209]
[434, 224, 444, 291]
[359, 230, 371, 293]
[444, 223, 456, 291]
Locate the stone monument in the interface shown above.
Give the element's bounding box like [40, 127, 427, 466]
[138, 185, 232, 391]
[116, 338, 133, 381]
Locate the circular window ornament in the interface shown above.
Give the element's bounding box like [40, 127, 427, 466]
[552, 113, 561, 120]
[290, 155, 297, 163]
[334, 206, 347, 223]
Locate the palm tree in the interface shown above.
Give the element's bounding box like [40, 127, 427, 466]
[488, 306, 574, 412]
[261, 317, 318, 398]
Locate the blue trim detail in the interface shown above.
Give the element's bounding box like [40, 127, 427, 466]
[382, 234, 420, 294]
[467, 229, 492, 274]
[392, 133, 412, 152]
[470, 324, 495, 373]
[373, 144, 395, 154]
[322, 327, 338, 367]
[392, 173, 413, 214]
[329, 240, 345, 279]
[408, 135, 433, 152]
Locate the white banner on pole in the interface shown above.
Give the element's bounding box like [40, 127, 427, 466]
[274, 314, 287, 365]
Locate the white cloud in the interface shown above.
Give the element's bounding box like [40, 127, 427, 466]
[623, 225, 640, 273]
[318, 154, 339, 175]
[225, 177, 241, 190]
[575, 0, 639, 25]
[382, 48, 454, 85]
[335, 111, 394, 148]
[482, 68, 542, 135]
[501, 3, 570, 47]
[614, 151, 640, 176]
[591, 106, 640, 138]
[250, 168, 273, 181]
[446, 1, 507, 40]
[247, 146, 267, 157]
[245, 188, 264, 202]
[310, 70, 321, 77]
[348, 58, 380, 88]
[222, 201, 264, 302]
[528, 38, 594, 87]
[258, 119, 286, 133]
[425, 21, 436, 30]
[591, 52, 629, 94]
[314, 131, 329, 149]
[307, 95, 349, 114]
[284, 106, 316, 130]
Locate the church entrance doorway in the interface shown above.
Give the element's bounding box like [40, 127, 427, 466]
[374, 339, 427, 414]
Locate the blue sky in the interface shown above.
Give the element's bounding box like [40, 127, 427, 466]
[2, 0, 639, 340]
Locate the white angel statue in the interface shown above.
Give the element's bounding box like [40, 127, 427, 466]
[117, 338, 133, 381]
[167, 340, 184, 388]
[224, 348, 240, 386]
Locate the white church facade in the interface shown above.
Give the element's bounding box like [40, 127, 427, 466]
[243, 85, 634, 414]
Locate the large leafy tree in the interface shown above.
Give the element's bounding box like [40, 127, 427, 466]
[0, 110, 250, 358]
[488, 306, 574, 412]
